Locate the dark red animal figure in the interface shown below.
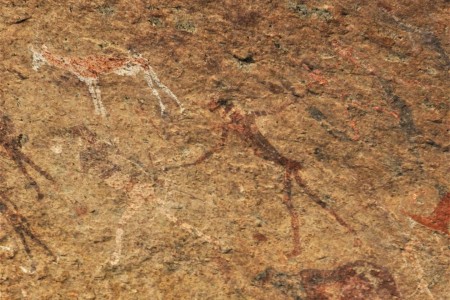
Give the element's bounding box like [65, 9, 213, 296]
[253, 260, 400, 299]
[0, 111, 54, 200]
[0, 192, 54, 259]
[300, 260, 400, 299]
[170, 99, 353, 256]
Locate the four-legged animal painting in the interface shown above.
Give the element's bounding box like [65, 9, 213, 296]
[31, 45, 183, 118]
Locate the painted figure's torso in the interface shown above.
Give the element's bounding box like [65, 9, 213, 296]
[225, 108, 301, 170]
[40, 49, 147, 79]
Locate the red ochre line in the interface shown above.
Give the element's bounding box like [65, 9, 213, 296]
[408, 193, 450, 235]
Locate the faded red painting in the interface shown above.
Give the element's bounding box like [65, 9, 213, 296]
[300, 260, 400, 299]
[408, 193, 450, 235]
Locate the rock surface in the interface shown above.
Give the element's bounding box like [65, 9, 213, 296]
[0, 1, 449, 299]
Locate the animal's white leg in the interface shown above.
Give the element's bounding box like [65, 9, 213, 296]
[110, 228, 123, 266]
[86, 82, 101, 116]
[144, 71, 166, 115]
[94, 83, 107, 118]
[86, 79, 107, 118]
[146, 67, 184, 112]
[110, 182, 151, 266]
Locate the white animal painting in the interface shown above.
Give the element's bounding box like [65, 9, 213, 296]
[31, 45, 183, 118]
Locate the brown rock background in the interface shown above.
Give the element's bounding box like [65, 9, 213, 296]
[1, 0, 448, 299]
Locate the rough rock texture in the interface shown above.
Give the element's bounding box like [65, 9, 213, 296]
[1, 1, 449, 299]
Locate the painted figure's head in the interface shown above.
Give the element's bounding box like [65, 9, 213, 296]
[207, 98, 234, 114]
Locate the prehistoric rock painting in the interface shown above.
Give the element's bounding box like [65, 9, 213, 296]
[0, 192, 54, 259]
[0, 111, 53, 200]
[331, 40, 418, 140]
[407, 192, 450, 235]
[31, 45, 183, 118]
[253, 260, 400, 299]
[168, 99, 354, 256]
[300, 260, 401, 299]
[57, 125, 226, 265]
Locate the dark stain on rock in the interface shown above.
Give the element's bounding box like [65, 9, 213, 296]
[260, 80, 284, 94]
[391, 95, 417, 137]
[253, 267, 273, 284]
[307, 106, 326, 121]
[233, 53, 255, 64]
[13, 16, 31, 24]
[253, 232, 268, 242]
[422, 33, 450, 68]
[314, 147, 328, 161]
[253, 268, 304, 299]
[380, 80, 418, 138]
[422, 139, 449, 152]
[235, 10, 261, 28]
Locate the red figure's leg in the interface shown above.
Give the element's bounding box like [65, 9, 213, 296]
[294, 172, 354, 233]
[282, 169, 301, 256]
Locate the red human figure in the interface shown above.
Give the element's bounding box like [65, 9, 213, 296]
[0, 111, 54, 200]
[168, 99, 353, 256]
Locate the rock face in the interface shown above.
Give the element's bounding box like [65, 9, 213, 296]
[0, 1, 448, 299]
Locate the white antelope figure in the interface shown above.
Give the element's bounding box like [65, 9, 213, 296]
[31, 45, 183, 118]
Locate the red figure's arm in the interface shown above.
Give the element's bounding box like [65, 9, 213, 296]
[409, 193, 450, 235]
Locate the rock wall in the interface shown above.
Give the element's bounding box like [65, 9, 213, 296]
[1, 1, 448, 299]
